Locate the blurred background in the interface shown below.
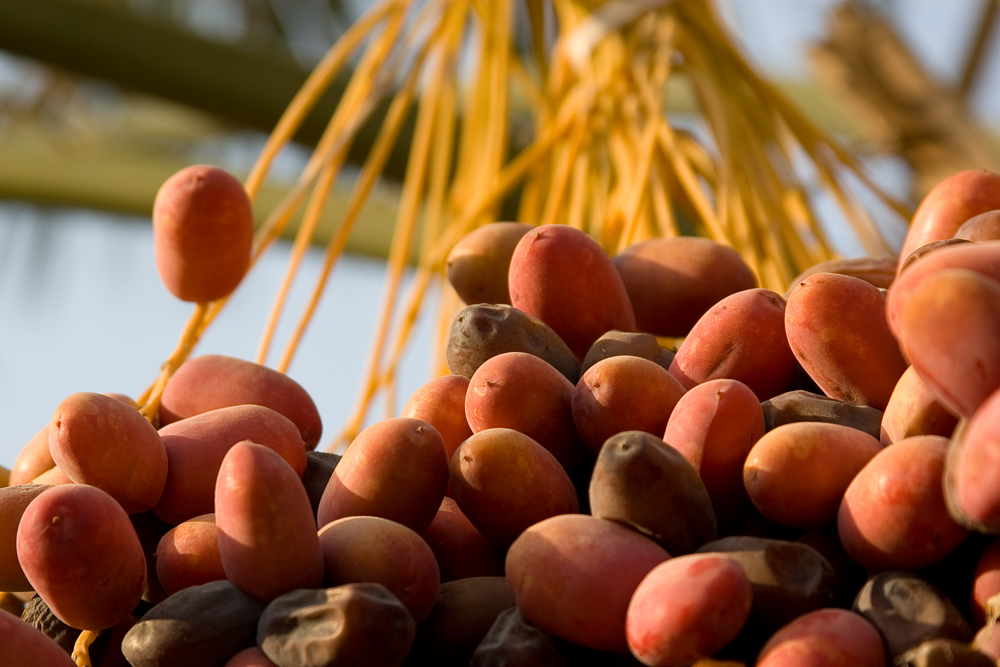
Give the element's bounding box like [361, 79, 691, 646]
[1, 0, 999, 467]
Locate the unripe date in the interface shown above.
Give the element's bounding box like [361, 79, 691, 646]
[839, 435, 968, 571]
[626, 553, 753, 666]
[318, 516, 440, 622]
[0, 483, 52, 592]
[154, 404, 308, 525]
[446, 221, 533, 306]
[757, 608, 886, 667]
[664, 378, 764, 529]
[155, 513, 225, 596]
[317, 417, 448, 534]
[744, 422, 882, 530]
[613, 236, 758, 337]
[16, 484, 147, 630]
[159, 354, 322, 449]
[897, 169, 1000, 272]
[897, 268, 1000, 418]
[49, 391, 168, 513]
[785, 272, 907, 411]
[573, 355, 686, 456]
[152, 164, 254, 303]
[505, 513, 669, 653]
[450, 428, 579, 547]
[0, 611, 78, 667]
[215, 441, 324, 603]
[669, 288, 797, 401]
[509, 224, 636, 360]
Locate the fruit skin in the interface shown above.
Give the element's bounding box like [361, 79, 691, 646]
[16, 484, 147, 631]
[955, 210, 1000, 241]
[756, 608, 886, 667]
[155, 513, 225, 596]
[215, 440, 324, 603]
[446, 303, 582, 384]
[625, 553, 752, 667]
[421, 496, 504, 582]
[880, 365, 959, 446]
[401, 374, 473, 463]
[0, 610, 78, 667]
[783, 255, 897, 296]
[446, 221, 534, 306]
[10, 424, 55, 486]
[589, 430, 717, 556]
[887, 240, 1000, 340]
[465, 351, 584, 471]
[743, 422, 882, 530]
[669, 288, 797, 401]
[945, 386, 1000, 533]
[153, 164, 254, 303]
[450, 428, 579, 548]
[896, 268, 1000, 419]
[695, 536, 839, 636]
[154, 404, 308, 526]
[785, 272, 907, 411]
[971, 537, 1000, 628]
[317, 417, 449, 534]
[613, 236, 758, 337]
[225, 647, 279, 667]
[897, 169, 1000, 272]
[664, 378, 764, 529]
[158, 353, 322, 449]
[318, 515, 440, 623]
[509, 224, 636, 360]
[505, 513, 669, 653]
[853, 570, 973, 661]
[838, 435, 968, 571]
[0, 483, 53, 592]
[49, 391, 168, 513]
[573, 355, 687, 456]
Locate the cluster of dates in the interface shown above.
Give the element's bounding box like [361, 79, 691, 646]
[4, 167, 1000, 667]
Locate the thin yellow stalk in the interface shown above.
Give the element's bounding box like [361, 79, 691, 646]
[243, 0, 402, 200]
[481, 1, 512, 219]
[337, 23, 454, 448]
[747, 182, 794, 287]
[730, 115, 817, 273]
[539, 115, 588, 228]
[517, 159, 547, 225]
[508, 54, 546, 114]
[526, 0, 550, 81]
[648, 156, 677, 238]
[589, 142, 612, 238]
[657, 121, 725, 240]
[248, 10, 420, 367]
[815, 157, 891, 257]
[383, 3, 511, 408]
[138, 303, 208, 420]
[273, 4, 451, 375]
[566, 144, 590, 231]
[617, 117, 661, 252]
[425, 87, 582, 266]
[675, 129, 718, 189]
[680, 0, 910, 233]
[433, 280, 462, 378]
[249, 8, 409, 263]
[375, 7, 466, 406]
[255, 155, 341, 366]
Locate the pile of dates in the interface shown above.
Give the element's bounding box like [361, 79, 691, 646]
[4, 167, 1000, 667]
